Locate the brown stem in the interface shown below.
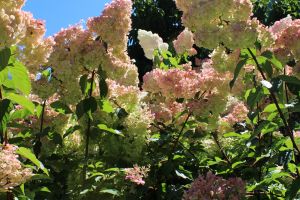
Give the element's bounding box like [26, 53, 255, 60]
[172, 113, 192, 153]
[211, 132, 232, 165]
[83, 70, 96, 182]
[34, 100, 46, 157]
[6, 192, 14, 200]
[247, 48, 300, 155]
[0, 86, 7, 145]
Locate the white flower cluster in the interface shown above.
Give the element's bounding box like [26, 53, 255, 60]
[138, 29, 169, 60]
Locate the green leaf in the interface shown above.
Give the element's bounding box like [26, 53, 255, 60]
[232, 161, 246, 169]
[99, 99, 114, 113]
[98, 67, 108, 98]
[97, 124, 124, 137]
[48, 132, 63, 145]
[9, 108, 31, 120]
[100, 78, 108, 98]
[246, 87, 264, 109]
[286, 177, 300, 200]
[262, 60, 273, 77]
[38, 187, 51, 193]
[5, 93, 35, 114]
[76, 97, 97, 119]
[175, 170, 191, 180]
[16, 147, 49, 176]
[0, 99, 12, 122]
[263, 103, 285, 113]
[261, 50, 283, 69]
[79, 74, 88, 95]
[0, 47, 11, 71]
[230, 59, 247, 89]
[100, 189, 120, 196]
[0, 99, 12, 136]
[63, 125, 81, 138]
[50, 101, 73, 114]
[278, 75, 300, 85]
[0, 61, 31, 95]
[223, 132, 251, 139]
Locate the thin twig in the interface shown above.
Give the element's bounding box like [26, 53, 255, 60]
[211, 132, 232, 165]
[34, 100, 46, 157]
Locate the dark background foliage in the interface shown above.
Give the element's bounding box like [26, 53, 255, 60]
[128, 0, 300, 80]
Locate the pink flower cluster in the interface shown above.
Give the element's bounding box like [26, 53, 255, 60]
[124, 164, 150, 185]
[269, 16, 300, 67]
[173, 28, 197, 56]
[221, 101, 249, 125]
[143, 68, 203, 100]
[149, 101, 184, 123]
[143, 60, 232, 123]
[183, 172, 246, 200]
[0, 144, 33, 192]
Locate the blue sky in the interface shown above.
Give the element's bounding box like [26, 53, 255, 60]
[23, 0, 111, 36]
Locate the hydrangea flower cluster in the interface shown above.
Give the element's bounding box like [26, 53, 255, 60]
[47, 0, 139, 104]
[0, 0, 54, 72]
[0, 144, 33, 192]
[45, 0, 153, 163]
[182, 172, 246, 200]
[138, 29, 169, 60]
[172, 28, 197, 56]
[269, 16, 300, 70]
[218, 97, 249, 133]
[124, 164, 150, 185]
[210, 46, 241, 73]
[175, 0, 261, 50]
[87, 0, 132, 60]
[142, 59, 231, 125]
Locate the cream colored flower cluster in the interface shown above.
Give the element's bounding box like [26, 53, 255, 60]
[87, 0, 132, 60]
[48, 0, 139, 104]
[175, 0, 260, 50]
[0, 0, 54, 72]
[0, 144, 33, 192]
